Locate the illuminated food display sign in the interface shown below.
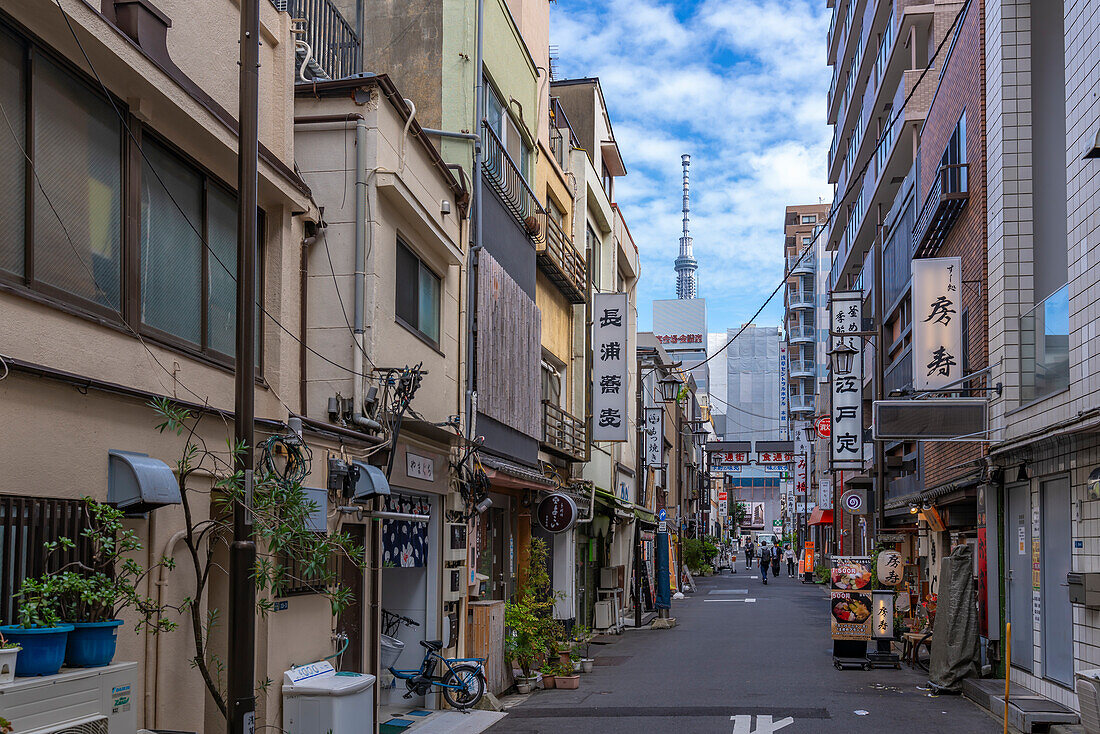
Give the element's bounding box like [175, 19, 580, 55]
[830, 556, 873, 641]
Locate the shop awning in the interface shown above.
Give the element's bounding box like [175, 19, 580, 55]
[807, 507, 834, 526]
[479, 454, 555, 490]
[634, 508, 657, 526]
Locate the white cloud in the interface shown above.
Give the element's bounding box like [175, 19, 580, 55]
[552, 0, 832, 329]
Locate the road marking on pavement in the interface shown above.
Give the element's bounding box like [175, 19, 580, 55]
[730, 715, 794, 734]
[708, 589, 749, 594]
[703, 598, 756, 603]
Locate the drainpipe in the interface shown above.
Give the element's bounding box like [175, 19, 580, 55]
[149, 528, 187, 728]
[464, 0, 485, 441]
[352, 117, 382, 433]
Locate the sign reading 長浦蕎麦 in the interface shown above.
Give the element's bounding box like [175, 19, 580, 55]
[912, 257, 963, 391]
[592, 293, 629, 442]
[830, 291, 863, 470]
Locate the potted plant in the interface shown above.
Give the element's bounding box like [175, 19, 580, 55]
[554, 660, 580, 690]
[571, 625, 594, 673]
[54, 500, 176, 668]
[505, 539, 561, 692]
[0, 575, 73, 677]
[0, 715, 12, 734]
[0, 630, 21, 684]
[539, 663, 558, 689]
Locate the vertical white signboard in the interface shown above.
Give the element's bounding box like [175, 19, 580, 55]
[592, 293, 629, 441]
[830, 291, 863, 470]
[644, 407, 664, 467]
[779, 343, 790, 440]
[794, 429, 810, 496]
[912, 257, 963, 391]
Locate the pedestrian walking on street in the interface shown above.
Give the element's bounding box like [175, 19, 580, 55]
[744, 539, 755, 569]
[784, 543, 796, 578]
[758, 541, 770, 584]
[770, 542, 781, 579]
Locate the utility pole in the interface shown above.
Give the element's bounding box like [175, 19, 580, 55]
[229, 0, 259, 731]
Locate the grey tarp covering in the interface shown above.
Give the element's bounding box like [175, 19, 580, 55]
[928, 544, 980, 692]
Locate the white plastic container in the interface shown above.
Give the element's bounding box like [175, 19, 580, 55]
[283, 661, 375, 734]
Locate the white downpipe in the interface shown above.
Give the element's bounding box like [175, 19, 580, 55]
[150, 528, 187, 728]
[351, 118, 381, 432]
[399, 98, 416, 173]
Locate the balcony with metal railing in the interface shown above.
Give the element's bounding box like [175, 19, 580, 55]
[482, 121, 545, 245]
[788, 289, 815, 309]
[790, 393, 816, 413]
[913, 164, 969, 257]
[549, 98, 580, 172]
[788, 324, 816, 343]
[287, 0, 361, 82]
[790, 359, 816, 379]
[542, 400, 586, 462]
[787, 251, 815, 275]
[537, 216, 587, 304]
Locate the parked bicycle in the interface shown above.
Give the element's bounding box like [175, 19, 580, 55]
[381, 609, 487, 710]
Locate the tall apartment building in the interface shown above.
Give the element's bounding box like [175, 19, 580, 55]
[783, 204, 830, 430]
[826, 0, 958, 288]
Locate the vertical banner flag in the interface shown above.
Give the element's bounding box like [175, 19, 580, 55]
[779, 342, 790, 440]
[644, 406, 664, 467]
[592, 293, 628, 441]
[830, 291, 864, 470]
[794, 429, 810, 496]
[911, 257, 963, 391]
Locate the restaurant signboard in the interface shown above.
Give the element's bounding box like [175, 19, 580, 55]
[830, 556, 873, 641]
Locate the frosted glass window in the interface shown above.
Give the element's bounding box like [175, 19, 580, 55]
[33, 54, 122, 309]
[0, 28, 23, 276]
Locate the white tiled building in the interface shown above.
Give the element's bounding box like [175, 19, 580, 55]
[986, 0, 1100, 710]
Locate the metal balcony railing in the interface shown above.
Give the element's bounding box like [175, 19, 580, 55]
[790, 359, 815, 378]
[541, 400, 586, 462]
[787, 251, 815, 275]
[788, 324, 815, 342]
[788, 290, 815, 309]
[537, 216, 587, 304]
[913, 164, 969, 257]
[790, 394, 816, 413]
[482, 122, 545, 244]
[287, 0, 361, 82]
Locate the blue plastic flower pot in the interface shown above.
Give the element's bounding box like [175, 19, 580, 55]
[65, 620, 124, 668]
[0, 624, 74, 676]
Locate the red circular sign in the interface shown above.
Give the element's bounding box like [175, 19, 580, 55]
[815, 416, 832, 439]
[536, 493, 578, 533]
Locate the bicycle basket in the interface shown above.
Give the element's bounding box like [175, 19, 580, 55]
[380, 634, 405, 669]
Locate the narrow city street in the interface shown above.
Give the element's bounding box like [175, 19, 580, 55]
[488, 572, 999, 734]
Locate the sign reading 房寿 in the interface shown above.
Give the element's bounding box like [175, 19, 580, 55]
[830, 291, 863, 470]
[912, 257, 963, 391]
[592, 293, 629, 442]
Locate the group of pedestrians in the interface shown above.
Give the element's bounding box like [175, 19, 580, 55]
[741, 538, 796, 584]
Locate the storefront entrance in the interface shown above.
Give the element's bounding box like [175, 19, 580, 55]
[1040, 476, 1072, 686]
[380, 491, 441, 707]
[1005, 481, 1033, 671]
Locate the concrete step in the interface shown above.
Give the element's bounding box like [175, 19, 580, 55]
[964, 678, 1035, 710]
[990, 694, 1079, 733]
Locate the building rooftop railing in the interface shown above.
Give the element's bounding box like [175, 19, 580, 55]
[542, 400, 586, 463]
[287, 0, 361, 82]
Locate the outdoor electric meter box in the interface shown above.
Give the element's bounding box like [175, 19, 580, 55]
[282, 660, 375, 734]
[1068, 572, 1100, 608]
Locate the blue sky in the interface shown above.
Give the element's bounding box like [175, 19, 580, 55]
[550, 0, 833, 333]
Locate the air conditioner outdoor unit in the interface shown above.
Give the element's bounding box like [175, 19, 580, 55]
[0, 662, 137, 733]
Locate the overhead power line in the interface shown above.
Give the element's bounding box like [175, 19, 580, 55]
[694, 2, 966, 373]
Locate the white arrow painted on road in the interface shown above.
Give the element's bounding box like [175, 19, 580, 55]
[730, 715, 794, 734]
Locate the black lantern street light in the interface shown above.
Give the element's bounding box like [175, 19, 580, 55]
[658, 374, 682, 403]
[803, 423, 817, 443]
[827, 340, 859, 375]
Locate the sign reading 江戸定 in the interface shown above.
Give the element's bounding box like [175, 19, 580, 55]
[592, 293, 629, 442]
[912, 257, 963, 391]
[830, 291, 863, 470]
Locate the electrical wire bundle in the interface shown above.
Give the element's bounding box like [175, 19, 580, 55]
[259, 433, 313, 485]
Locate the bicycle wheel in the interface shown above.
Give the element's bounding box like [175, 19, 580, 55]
[441, 665, 485, 710]
[914, 633, 933, 672]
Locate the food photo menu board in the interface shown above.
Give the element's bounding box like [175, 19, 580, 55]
[830, 556, 873, 641]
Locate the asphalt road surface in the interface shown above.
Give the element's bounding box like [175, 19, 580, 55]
[487, 567, 1001, 733]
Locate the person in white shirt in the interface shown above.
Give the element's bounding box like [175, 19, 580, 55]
[784, 544, 796, 578]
